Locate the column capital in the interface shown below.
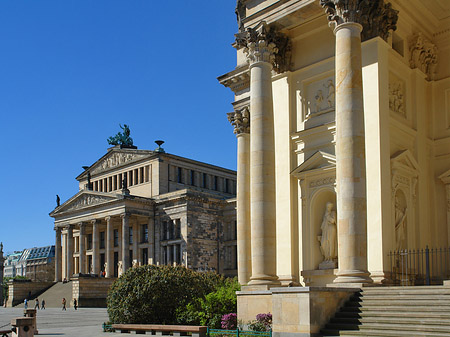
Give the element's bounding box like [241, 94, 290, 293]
[105, 216, 112, 222]
[121, 212, 131, 220]
[236, 21, 290, 73]
[227, 106, 250, 135]
[320, 0, 398, 41]
[65, 224, 74, 231]
[54, 226, 62, 233]
[91, 219, 99, 225]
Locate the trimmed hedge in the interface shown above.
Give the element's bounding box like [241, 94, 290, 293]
[107, 265, 224, 324]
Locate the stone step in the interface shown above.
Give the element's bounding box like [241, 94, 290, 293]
[360, 294, 450, 300]
[357, 322, 450, 333]
[358, 311, 450, 319]
[322, 328, 450, 337]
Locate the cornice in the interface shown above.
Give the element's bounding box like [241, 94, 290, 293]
[217, 65, 250, 93]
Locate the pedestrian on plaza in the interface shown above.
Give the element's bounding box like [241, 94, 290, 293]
[62, 297, 66, 311]
[41, 299, 46, 310]
[73, 298, 78, 310]
[35, 298, 40, 310]
[24, 298, 28, 310]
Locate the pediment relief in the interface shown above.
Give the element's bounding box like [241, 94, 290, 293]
[53, 192, 119, 215]
[439, 168, 450, 185]
[89, 151, 151, 176]
[391, 150, 419, 177]
[291, 151, 336, 179]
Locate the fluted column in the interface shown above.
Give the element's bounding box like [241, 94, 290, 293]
[105, 216, 114, 278]
[244, 23, 279, 286]
[55, 227, 62, 282]
[321, 0, 397, 284]
[121, 213, 130, 273]
[78, 222, 86, 274]
[228, 107, 251, 284]
[66, 225, 74, 279]
[92, 219, 100, 275]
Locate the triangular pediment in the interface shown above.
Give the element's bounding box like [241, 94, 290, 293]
[291, 151, 336, 178]
[77, 148, 154, 179]
[391, 150, 420, 175]
[50, 191, 121, 216]
[439, 168, 450, 184]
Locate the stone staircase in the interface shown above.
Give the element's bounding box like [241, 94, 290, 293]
[14, 281, 73, 309]
[321, 286, 450, 337]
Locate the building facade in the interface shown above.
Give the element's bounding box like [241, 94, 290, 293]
[19, 246, 55, 282]
[3, 251, 25, 279]
[50, 144, 237, 281]
[219, 0, 450, 335]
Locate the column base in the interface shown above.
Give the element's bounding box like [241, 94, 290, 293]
[248, 274, 280, 286]
[333, 270, 372, 285]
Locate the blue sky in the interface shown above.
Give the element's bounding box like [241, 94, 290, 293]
[0, 1, 238, 253]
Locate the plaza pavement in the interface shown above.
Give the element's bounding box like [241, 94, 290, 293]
[0, 307, 111, 337]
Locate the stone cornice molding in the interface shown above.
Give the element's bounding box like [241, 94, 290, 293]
[409, 33, 438, 81]
[227, 106, 250, 135]
[218, 66, 250, 93]
[236, 21, 291, 73]
[320, 0, 398, 41]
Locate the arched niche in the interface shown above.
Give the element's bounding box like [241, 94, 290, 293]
[309, 188, 337, 270]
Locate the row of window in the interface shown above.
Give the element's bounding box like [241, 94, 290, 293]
[91, 165, 150, 192]
[161, 244, 182, 265]
[162, 219, 181, 241]
[170, 165, 236, 194]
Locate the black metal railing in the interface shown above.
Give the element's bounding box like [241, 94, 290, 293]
[388, 246, 450, 286]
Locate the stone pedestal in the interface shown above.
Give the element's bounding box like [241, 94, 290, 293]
[23, 309, 38, 335]
[11, 317, 34, 337]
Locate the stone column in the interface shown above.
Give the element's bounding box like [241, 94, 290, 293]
[105, 216, 114, 278]
[148, 217, 154, 265]
[132, 220, 139, 267]
[78, 223, 86, 275]
[320, 0, 398, 284]
[244, 23, 279, 285]
[121, 213, 130, 273]
[55, 227, 62, 282]
[228, 106, 251, 284]
[92, 219, 100, 275]
[66, 225, 74, 279]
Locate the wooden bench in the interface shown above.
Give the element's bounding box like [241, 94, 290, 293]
[0, 330, 11, 337]
[111, 324, 207, 336]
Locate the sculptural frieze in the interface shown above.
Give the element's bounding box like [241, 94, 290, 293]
[227, 107, 250, 134]
[90, 152, 145, 175]
[320, 0, 398, 41]
[65, 194, 112, 212]
[389, 76, 405, 117]
[409, 33, 438, 81]
[305, 78, 335, 118]
[310, 177, 336, 188]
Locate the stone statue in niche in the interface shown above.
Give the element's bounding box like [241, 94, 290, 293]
[117, 261, 123, 276]
[314, 90, 324, 113]
[318, 202, 337, 269]
[306, 79, 335, 119]
[395, 195, 407, 251]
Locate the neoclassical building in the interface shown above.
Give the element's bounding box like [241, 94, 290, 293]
[50, 143, 237, 282]
[219, 0, 450, 335]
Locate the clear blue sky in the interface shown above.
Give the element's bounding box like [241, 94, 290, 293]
[0, 1, 238, 253]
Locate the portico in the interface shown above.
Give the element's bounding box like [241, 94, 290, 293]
[51, 191, 154, 280]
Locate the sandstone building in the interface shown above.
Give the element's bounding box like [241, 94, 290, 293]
[219, 0, 450, 335]
[49, 142, 237, 282]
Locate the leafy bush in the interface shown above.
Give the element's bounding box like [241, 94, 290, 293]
[248, 313, 272, 332]
[176, 277, 240, 328]
[221, 313, 237, 330]
[107, 265, 223, 324]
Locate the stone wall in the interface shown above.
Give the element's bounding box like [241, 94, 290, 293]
[72, 276, 115, 307]
[7, 280, 54, 307]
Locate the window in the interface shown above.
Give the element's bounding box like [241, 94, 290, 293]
[142, 248, 148, 265]
[129, 250, 133, 268]
[100, 231, 105, 249]
[177, 167, 183, 183]
[100, 253, 105, 272]
[139, 167, 144, 183]
[203, 173, 207, 188]
[118, 174, 123, 189]
[134, 168, 139, 185]
[87, 233, 93, 250]
[114, 229, 119, 247]
[190, 170, 195, 186]
[129, 171, 133, 186]
[129, 226, 133, 244]
[162, 221, 168, 240]
[141, 224, 148, 243]
[175, 244, 181, 265]
[225, 178, 230, 193]
[175, 219, 181, 239]
[214, 176, 218, 191]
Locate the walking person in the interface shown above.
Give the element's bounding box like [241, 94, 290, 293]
[62, 297, 66, 311]
[34, 298, 40, 310]
[73, 298, 78, 310]
[41, 299, 46, 310]
[24, 298, 28, 310]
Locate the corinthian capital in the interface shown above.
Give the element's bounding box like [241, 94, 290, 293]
[320, 0, 398, 41]
[236, 21, 291, 73]
[227, 107, 250, 135]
